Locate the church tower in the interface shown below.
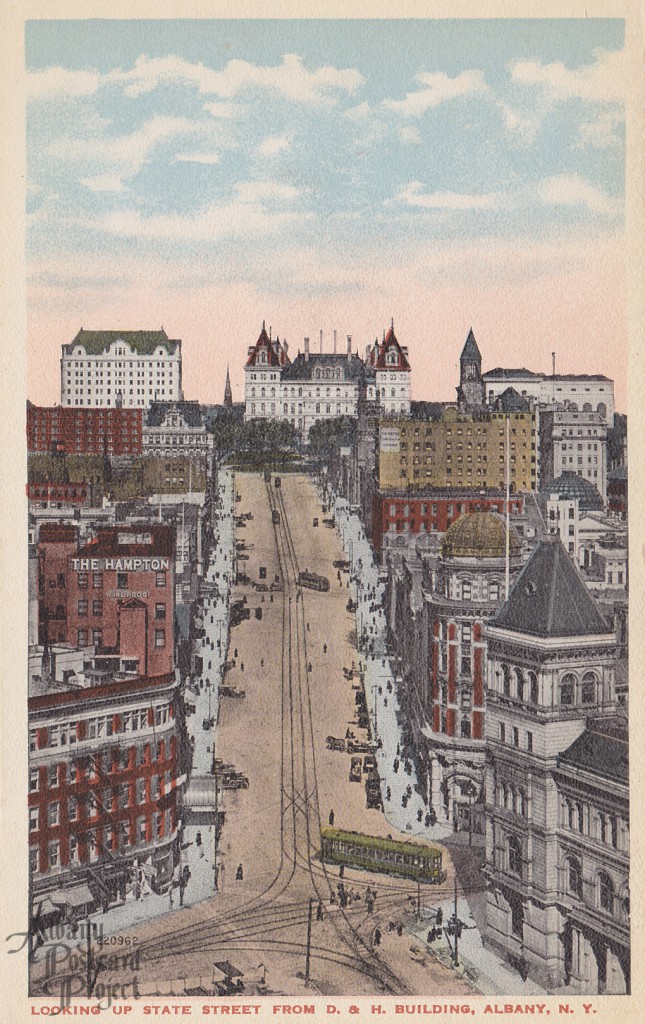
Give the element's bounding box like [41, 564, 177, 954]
[224, 365, 233, 407]
[457, 328, 485, 412]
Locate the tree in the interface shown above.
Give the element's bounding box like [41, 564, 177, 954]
[308, 417, 357, 457]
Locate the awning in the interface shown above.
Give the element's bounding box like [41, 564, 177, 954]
[214, 960, 244, 978]
[185, 776, 218, 811]
[65, 884, 95, 908]
[32, 897, 58, 917]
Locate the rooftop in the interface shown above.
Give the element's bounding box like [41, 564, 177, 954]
[64, 329, 180, 356]
[282, 352, 373, 381]
[77, 524, 174, 558]
[543, 471, 604, 512]
[442, 511, 522, 560]
[145, 401, 205, 428]
[558, 719, 628, 784]
[491, 535, 611, 639]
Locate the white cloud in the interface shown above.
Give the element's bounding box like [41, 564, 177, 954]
[203, 101, 242, 119]
[81, 173, 127, 193]
[175, 151, 221, 165]
[259, 133, 292, 157]
[538, 175, 621, 216]
[89, 179, 308, 241]
[383, 69, 488, 118]
[27, 65, 101, 99]
[113, 52, 364, 106]
[392, 181, 503, 210]
[574, 110, 624, 150]
[508, 48, 626, 105]
[398, 125, 422, 145]
[48, 115, 204, 179]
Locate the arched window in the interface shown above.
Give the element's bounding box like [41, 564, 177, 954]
[598, 872, 614, 914]
[515, 668, 524, 700]
[502, 664, 511, 697]
[503, 784, 511, 810]
[597, 402, 607, 419]
[567, 857, 583, 899]
[508, 835, 522, 876]
[461, 579, 472, 601]
[528, 671, 539, 704]
[560, 673, 576, 706]
[581, 672, 597, 704]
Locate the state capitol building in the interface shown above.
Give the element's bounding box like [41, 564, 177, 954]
[244, 322, 411, 435]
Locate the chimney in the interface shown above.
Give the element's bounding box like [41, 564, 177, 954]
[347, 335, 352, 359]
[333, 330, 337, 354]
[320, 329, 323, 353]
[304, 337, 310, 361]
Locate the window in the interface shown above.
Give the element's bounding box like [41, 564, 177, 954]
[155, 603, 166, 620]
[117, 572, 128, 589]
[78, 599, 88, 617]
[29, 768, 39, 793]
[515, 668, 524, 700]
[49, 765, 58, 787]
[567, 857, 583, 899]
[461, 580, 472, 601]
[49, 842, 60, 869]
[48, 802, 60, 827]
[68, 796, 78, 821]
[29, 807, 39, 832]
[155, 629, 166, 648]
[502, 664, 511, 697]
[512, 727, 519, 748]
[528, 672, 539, 705]
[598, 872, 614, 914]
[560, 674, 575, 706]
[156, 571, 166, 588]
[526, 731, 533, 753]
[77, 572, 88, 589]
[92, 599, 103, 616]
[92, 629, 103, 646]
[499, 723, 506, 743]
[489, 581, 500, 601]
[508, 835, 522, 876]
[30, 847, 39, 873]
[92, 572, 103, 588]
[581, 672, 596, 704]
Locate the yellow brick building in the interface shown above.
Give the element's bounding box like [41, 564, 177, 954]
[378, 409, 536, 492]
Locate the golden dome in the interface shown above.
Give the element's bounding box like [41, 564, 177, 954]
[442, 511, 521, 559]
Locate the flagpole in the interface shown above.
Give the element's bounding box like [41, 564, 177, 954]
[505, 415, 510, 600]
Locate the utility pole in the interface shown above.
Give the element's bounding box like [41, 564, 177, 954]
[453, 878, 459, 968]
[86, 917, 93, 996]
[305, 897, 314, 986]
[416, 878, 421, 922]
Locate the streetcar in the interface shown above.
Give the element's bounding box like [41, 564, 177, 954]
[298, 570, 330, 592]
[272, 509, 280, 525]
[319, 827, 445, 883]
[274, 476, 281, 488]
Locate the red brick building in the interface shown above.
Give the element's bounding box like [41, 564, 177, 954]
[373, 491, 525, 552]
[28, 481, 92, 507]
[67, 527, 175, 678]
[38, 524, 79, 646]
[27, 402, 143, 456]
[29, 670, 185, 909]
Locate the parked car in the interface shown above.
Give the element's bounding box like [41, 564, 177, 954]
[333, 559, 350, 571]
[363, 755, 377, 774]
[347, 739, 374, 755]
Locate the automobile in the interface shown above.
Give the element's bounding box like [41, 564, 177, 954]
[313, 518, 319, 527]
[342, 667, 355, 681]
[254, 582, 268, 592]
[346, 599, 357, 613]
[326, 736, 346, 752]
[220, 686, 246, 698]
[242, 512, 254, 521]
[270, 581, 284, 592]
[237, 553, 250, 561]
[347, 740, 374, 755]
[255, 607, 263, 620]
[236, 573, 251, 585]
[363, 755, 377, 774]
[349, 757, 363, 783]
[333, 559, 351, 571]
[322, 518, 336, 528]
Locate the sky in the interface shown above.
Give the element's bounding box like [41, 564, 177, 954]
[26, 19, 627, 410]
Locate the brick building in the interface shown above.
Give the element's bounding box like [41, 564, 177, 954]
[37, 525, 175, 678]
[29, 668, 186, 913]
[378, 410, 537, 493]
[374, 491, 525, 554]
[27, 402, 143, 457]
[27, 481, 93, 508]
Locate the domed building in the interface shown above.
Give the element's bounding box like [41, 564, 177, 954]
[421, 511, 524, 831]
[542, 471, 604, 513]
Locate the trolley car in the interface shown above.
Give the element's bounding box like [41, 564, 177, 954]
[298, 571, 330, 592]
[319, 827, 445, 883]
[272, 510, 280, 525]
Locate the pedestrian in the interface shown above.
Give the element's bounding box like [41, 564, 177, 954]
[307, 622, 310, 632]
[436, 908, 443, 926]
[169, 886, 174, 908]
[373, 927, 381, 947]
[323, 643, 327, 654]
[234, 648, 238, 659]
[329, 809, 335, 826]
[339, 862, 344, 878]
[261, 658, 264, 668]
[240, 662, 244, 672]
[236, 863, 244, 881]
[316, 900, 324, 922]
[397, 924, 403, 937]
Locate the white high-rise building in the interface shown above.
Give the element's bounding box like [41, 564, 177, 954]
[60, 329, 182, 408]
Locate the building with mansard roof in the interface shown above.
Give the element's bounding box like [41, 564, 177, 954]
[483, 534, 628, 994]
[244, 321, 411, 436]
